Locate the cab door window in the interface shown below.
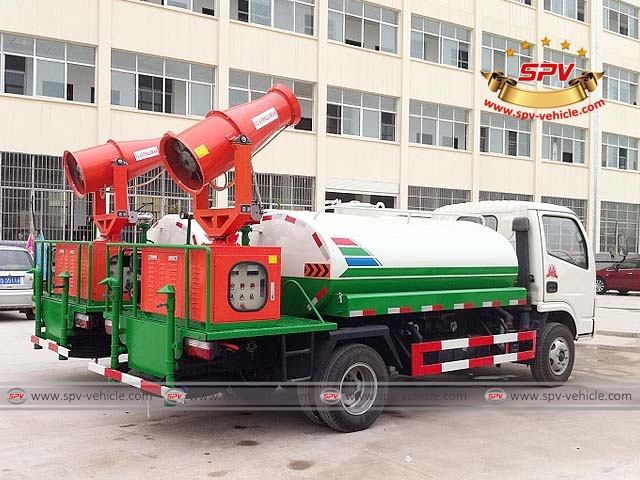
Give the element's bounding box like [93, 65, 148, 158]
[542, 215, 588, 269]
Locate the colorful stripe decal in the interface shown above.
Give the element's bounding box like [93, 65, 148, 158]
[345, 257, 379, 267]
[339, 247, 370, 257]
[30, 335, 70, 358]
[411, 330, 537, 376]
[332, 237, 358, 246]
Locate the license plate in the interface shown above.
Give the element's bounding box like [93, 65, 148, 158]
[0, 276, 22, 285]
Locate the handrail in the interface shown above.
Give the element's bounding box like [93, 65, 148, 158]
[282, 279, 326, 324]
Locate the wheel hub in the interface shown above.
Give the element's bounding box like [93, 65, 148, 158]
[548, 338, 570, 375]
[340, 362, 378, 416]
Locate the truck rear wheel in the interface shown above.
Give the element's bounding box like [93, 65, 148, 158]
[531, 322, 574, 386]
[316, 344, 388, 433]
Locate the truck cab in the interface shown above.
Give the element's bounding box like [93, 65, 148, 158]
[434, 201, 596, 339]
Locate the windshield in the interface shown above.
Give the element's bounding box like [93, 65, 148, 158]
[0, 249, 33, 271]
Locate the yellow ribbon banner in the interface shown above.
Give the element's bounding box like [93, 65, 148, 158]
[481, 71, 604, 109]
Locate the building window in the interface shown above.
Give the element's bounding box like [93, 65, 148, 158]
[328, 1, 398, 53]
[600, 201, 639, 253]
[515, 0, 534, 5]
[480, 112, 531, 157]
[602, 132, 639, 170]
[111, 50, 215, 116]
[544, 0, 587, 21]
[541, 196, 588, 227]
[603, 64, 638, 106]
[409, 100, 469, 150]
[542, 123, 586, 164]
[542, 49, 587, 88]
[228, 172, 315, 210]
[410, 15, 471, 70]
[231, 0, 314, 35]
[603, 0, 638, 38]
[408, 186, 470, 211]
[482, 33, 533, 79]
[229, 70, 314, 131]
[1, 33, 95, 103]
[140, 0, 215, 16]
[326, 86, 396, 141]
[479, 191, 533, 202]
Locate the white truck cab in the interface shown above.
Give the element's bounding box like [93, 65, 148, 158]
[434, 201, 595, 339]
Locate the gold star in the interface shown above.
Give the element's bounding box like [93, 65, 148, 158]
[506, 48, 516, 57]
[521, 40, 531, 50]
[577, 47, 587, 57]
[541, 36, 551, 46]
[561, 39, 571, 50]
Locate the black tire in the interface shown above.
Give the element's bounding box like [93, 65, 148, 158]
[24, 309, 35, 320]
[618, 290, 629, 296]
[315, 344, 388, 433]
[595, 277, 607, 294]
[297, 383, 325, 426]
[531, 322, 575, 386]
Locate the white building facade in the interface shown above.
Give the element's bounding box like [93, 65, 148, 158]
[0, 0, 638, 252]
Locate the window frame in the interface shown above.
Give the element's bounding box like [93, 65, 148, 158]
[544, 0, 587, 22]
[481, 32, 534, 80]
[542, 214, 589, 270]
[541, 122, 587, 164]
[110, 50, 215, 117]
[542, 48, 588, 89]
[603, 0, 639, 38]
[1, 32, 96, 103]
[140, 0, 216, 16]
[409, 100, 470, 150]
[410, 14, 471, 70]
[480, 111, 531, 158]
[601, 132, 639, 171]
[603, 64, 639, 106]
[326, 86, 397, 142]
[231, 0, 315, 36]
[328, 1, 399, 54]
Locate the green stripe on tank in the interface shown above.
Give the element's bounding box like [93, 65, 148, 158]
[339, 266, 518, 278]
[339, 246, 370, 256]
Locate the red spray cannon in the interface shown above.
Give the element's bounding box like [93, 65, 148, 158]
[63, 139, 162, 197]
[63, 139, 164, 240]
[160, 84, 301, 240]
[160, 84, 301, 194]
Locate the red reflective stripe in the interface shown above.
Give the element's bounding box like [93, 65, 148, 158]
[415, 340, 442, 353]
[312, 232, 322, 247]
[285, 215, 296, 224]
[517, 350, 536, 361]
[316, 286, 328, 301]
[140, 380, 162, 396]
[192, 234, 197, 245]
[105, 368, 122, 382]
[331, 237, 358, 246]
[399, 306, 412, 313]
[433, 304, 444, 311]
[262, 215, 273, 221]
[492, 300, 502, 307]
[48, 343, 57, 353]
[30, 335, 39, 344]
[464, 302, 475, 309]
[363, 309, 376, 316]
[175, 222, 183, 229]
[469, 356, 495, 368]
[518, 330, 536, 341]
[518, 299, 527, 305]
[468, 335, 495, 347]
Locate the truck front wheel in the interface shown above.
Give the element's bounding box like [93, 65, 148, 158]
[315, 344, 388, 433]
[531, 322, 575, 386]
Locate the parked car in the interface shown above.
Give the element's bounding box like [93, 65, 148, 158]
[0, 245, 34, 318]
[595, 256, 640, 295]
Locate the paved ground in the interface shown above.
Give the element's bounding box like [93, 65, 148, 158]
[1, 294, 639, 480]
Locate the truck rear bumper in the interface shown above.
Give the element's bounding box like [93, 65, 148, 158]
[88, 362, 180, 400]
[30, 335, 70, 358]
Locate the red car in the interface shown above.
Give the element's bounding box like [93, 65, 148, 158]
[596, 256, 640, 295]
